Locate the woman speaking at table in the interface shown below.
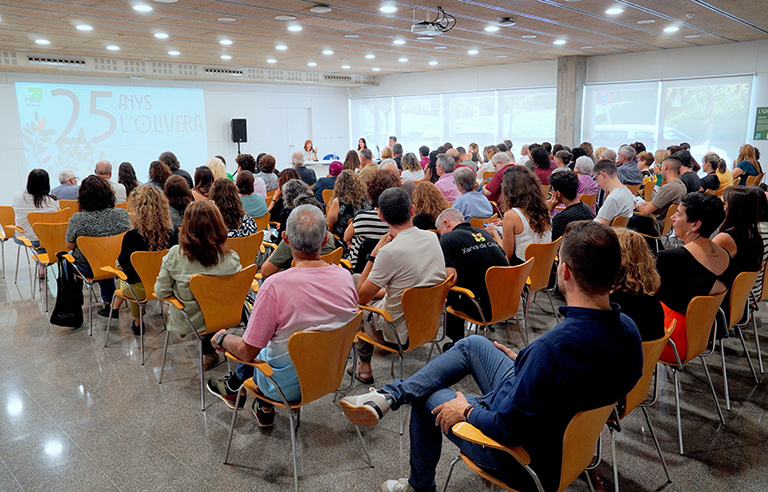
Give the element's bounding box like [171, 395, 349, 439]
[303, 139, 318, 161]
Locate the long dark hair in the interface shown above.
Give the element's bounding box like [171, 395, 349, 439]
[26, 169, 53, 208]
[179, 201, 230, 267]
[721, 186, 760, 242]
[149, 160, 172, 187]
[427, 150, 439, 183]
[118, 162, 140, 197]
[501, 166, 551, 235]
[193, 166, 214, 196]
[210, 178, 245, 230]
[164, 175, 193, 215]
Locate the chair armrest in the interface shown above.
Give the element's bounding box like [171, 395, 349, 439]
[14, 226, 24, 234]
[17, 235, 32, 248]
[451, 422, 531, 466]
[450, 285, 475, 299]
[254, 272, 263, 280]
[251, 280, 260, 292]
[161, 295, 185, 311]
[360, 304, 393, 323]
[339, 258, 352, 269]
[62, 253, 76, 263]
[100, 266, 127, 281]
[224, 351, 274, 377]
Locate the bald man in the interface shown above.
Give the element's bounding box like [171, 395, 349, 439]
[94, 160, 127, 205]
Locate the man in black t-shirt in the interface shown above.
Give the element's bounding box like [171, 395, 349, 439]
[436, 209, 509, 349]
[548, 171, 594, 240]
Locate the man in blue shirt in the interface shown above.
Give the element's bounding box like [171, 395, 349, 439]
[340, 221, 643, 492]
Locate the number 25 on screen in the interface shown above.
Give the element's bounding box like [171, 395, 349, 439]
[51, 89, 116, 145]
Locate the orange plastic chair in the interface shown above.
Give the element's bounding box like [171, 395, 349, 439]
[625, 183, 641, 195]
[226, 232, 264, 268]
[658, 291, 726, 454]
[101, 249, 169, 365]
[322, 189, 333, 205]
[0, 205, 16, 278]
[482, 170, 495, 181]
[15, 208, 72, 287]
[31, 222, 70, 312]
[611, 216, 630, 228]
[446, 259, 534, 344]
[643, 183, 655, 202]
[115, 202, 128, 209]
[59, 199, 78, 211]
[67, 232, 127, 336]
[158, 264, 257, 410]
[444, 404, 615, 492]
[223, 311, 366, 492]
[468, 214, 498, 229]
[524, 237, 562, 323]
[253, 213, 270, 232]
[636, 204, 678, 250]
[747, 259, 768, 374]
[579, 193, 596, 209]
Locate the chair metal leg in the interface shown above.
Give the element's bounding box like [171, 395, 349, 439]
[104, 292, 117, 347]
[673, 369, 683, 455]
[1, 241, 4, 279]
[88, 284, 95, 336]
[399, 355, 404, 436]
[735, 326, 759, 383]
[752, 310, 764, 374]
[701, 357, 725, 426]
[43, 266, 49, 312]
[223, 387, 244, 464]
[353, 424, 374, 468]
[289, 411, 299, 492]
[585, 470, 596, 492]
[640, 407, 672, 484]
[159, 330, 170, 384]
[719, 340, 730, 410]
[14, 245, 20, 284]
[199, 340, 206, 411]
[609, 427, 619, 492]
[442, 455, 461, 492]
[139, 308, 145, 366]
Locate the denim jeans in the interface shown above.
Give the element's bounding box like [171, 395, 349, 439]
[381, 335, 517, 492]
[74, 261, 115, 305]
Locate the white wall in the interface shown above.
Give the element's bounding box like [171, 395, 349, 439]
[0, 72, 349, 205]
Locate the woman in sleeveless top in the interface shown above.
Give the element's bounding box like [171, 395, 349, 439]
[486, 165, 551, 265]
[656, 192, 729, 363]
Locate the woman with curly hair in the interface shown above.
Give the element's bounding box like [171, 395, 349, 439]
[205, 157, 228, 182]
[118, 162, 140, 197]
[256, 154, 279, 192]
[192, 166, 214, 201]
[412, 181, 449, 230]
[210, 178, 258, 237]
[326, 170, 371, 237]
[344, 169, 399, 266]
[486, 166, 552, 264]
[147, 160, 172, 190]
[154, 201, 241, 369]
[107, 185, 179, 335]
[343, 149, 361, 172]
[164, 175, 193, 228]
[401, 152, 425, 182]
[610, 228, 664, 341]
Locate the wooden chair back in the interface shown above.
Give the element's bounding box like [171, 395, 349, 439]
[704, 188, 718, 196]
[485, 260, 534, 324]
[59, 199, 78, 211]
[130, 250, 169, 302]
[28, 208, 72, 227]
[115, 202, 128, 209]
[759, 260, 768, 303]
[322, 189, 333, 205]
[253, 213, 270, 232]
[266, 189, 277, 200]
[728, 271, 760, 330]
[659, 203, 678, 237]
[321, 246, 343, 265]
[189, 264, 257, 335]
[681, 291, 726, 364]
[76, 233, 127, 281]
[482, 170, 495, 181]
[579, 193, 596, 208]
[288, 311, 364, 406]
[540, 184, 551, 198]
[31, 222, 69, 263]
[611, 216, 630, 228]
[643, 183, 654, 202]
[626, 183, 641, 195]
[226, 232, 264, 268]
[401, 276, 454, 351]
[746, 174, 762, 186]
[524, 237, 562, 292]
[0, 205, 15, 240]
[468, 214, 497, 229]
[621, 327, 674, 419]
[559, 404, 616, 490]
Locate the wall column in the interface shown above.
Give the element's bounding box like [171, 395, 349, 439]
[556, 56, 587, 146]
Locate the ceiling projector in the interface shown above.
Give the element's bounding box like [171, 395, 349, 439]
[411, 6, 456, 35]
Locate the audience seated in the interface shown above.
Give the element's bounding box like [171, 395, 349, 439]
[235, 154, 266, 197]
[51, 169, 80, 200]
[481, 151, 513, 204]
[118, 162, 140, 198]
[326, 170, 371, 239]
[147, 160, 172, 190]
[486, 166, 552, 264]
[154, 201, 241, 370]
[530, 146, 553, 185]
[675, 151, 701, 193]
[14, 168, 60, 252]
[210, 178, 258, 238]
[313, 160, 342, 206]
[610, 228, 665, 341]
[94, 160, 127, 205]
[159, 150, 193, 188]
[547, 170, 594, 240]
[353, 187, 446, 384]
[451, 167, 492, 220]
[400, 153, 425, 182]
[344, 170, 399, 268]
[164, 175, 193, 229]
[358, 149, 378, 183]
[291, 151, 316, 186]
[273, 179, 312, 242]
[192, 166, 214, 202]
[731, 144, 762, 185]
[236, 171, 268, 221]
[340, 221, 642, 492]
[752, 188, 768, 300]
[255, 154, 278, 192]
[615, 145, 642, 185]
[593, 160, 634, 225]
[205, 157, 228, 182]
[412, 181, 450, 231]
[433, 153, 461, 202]
[343, 149, 361, 172]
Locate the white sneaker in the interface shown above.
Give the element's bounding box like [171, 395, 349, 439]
[381, 478, 413, 492]
[339, 387, 395, 426]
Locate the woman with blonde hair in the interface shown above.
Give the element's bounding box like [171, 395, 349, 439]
[111, 185, 178, 335]
[205, 157, 228, 182]
[380, 146, 394, 160]
[653, 149, 668, 172]
[412, 181, 450, 230]
[610, 228, 664, 341]
[400, 152, 425, 182]
[326, 170, 371, 237]
[731, 143, 762, 185]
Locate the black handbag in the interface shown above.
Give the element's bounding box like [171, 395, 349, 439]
[50, 252, 84, 329]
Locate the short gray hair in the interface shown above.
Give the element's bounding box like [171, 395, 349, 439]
[282, 179, 309, 206]
[618, 145, 636, 161]
[436, 208, 464, 225]
[58, 170, 76, 184]
[436, 153, 455, 173]
[574, 156, 594, 175]
[360, 148, 373, 161]
[453, 167, 476, 193]
[286, 204, 326, 255]
[291, 152, 304, 166]
[601, 149, 617, 162]
[491, 152, 510, 167]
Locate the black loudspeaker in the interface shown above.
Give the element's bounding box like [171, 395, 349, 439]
[231, 119, 247, 143]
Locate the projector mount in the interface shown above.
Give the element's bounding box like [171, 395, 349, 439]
[411, 6, 456, 35]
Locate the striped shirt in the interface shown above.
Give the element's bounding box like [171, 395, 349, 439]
[348, 209, 389, 265]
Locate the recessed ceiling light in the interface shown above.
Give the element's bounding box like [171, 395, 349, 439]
[365, 54, 375, 59]
[553, 39, 567, 45]
[267, 58, 277, 64]
[637, 19, 655, 24]
[685, 34, 701, 38]
[322, 49, 334, 55]
[344, 34, 359, 38]
[605, 7, 624, 15]
[76, 24, 93, 31]
[168, 50, 180, 56]
[107, 45, 120, 51]
[35, 39, 50, 45]
[372, 67, 381, 71]
[484, 25, 500, 32]
[379, 5, 397, 14]
[220, 55, 231, 60]
[398, 57, 408, 62]
[287, 25, 302, 32]
[276, 44, 287, 50]
[417, 36, 433, 40]
[218, 17, 236, 22]
[664, 26, 679, 33]
[434, 46, 447, 50]
[133, 4, 153, 12]
[342, 64, 350, 69]
[580, 46, 593, 49]
[392, 39, 406, 45]
[467, 49, 479, 55]
[522, 34, 537, 39]
[220, 39, 233, 46]
[154, 32, 169, 39]
[310, 5, 332, 14]
[429, 60, 438, 65]
[307, 62, 317, 67]
[274, 15, 296, 21]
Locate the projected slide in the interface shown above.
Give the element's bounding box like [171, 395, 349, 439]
[15, 82, 207, 182]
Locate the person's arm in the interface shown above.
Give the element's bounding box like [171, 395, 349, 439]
[446, 266, 457, 280]
[635, 201, 658, 215]
[326, 198, 340, 231]
[153, 254, 175, 300]
[343, 218, 356, 242]
[260, 259, 280, 278]
[210, 330, 261, 361]
[596, 217, 610, 225]
[731, 166, 744, 179]
[481, 184, 492, 196]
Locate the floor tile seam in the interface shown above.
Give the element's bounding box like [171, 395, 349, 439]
[0, 454, 24, 491]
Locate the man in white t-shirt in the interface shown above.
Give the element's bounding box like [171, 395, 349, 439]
[594, 159, 634, 225]
[94, 160, 127, 205]
[354, 187, 446, 383]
